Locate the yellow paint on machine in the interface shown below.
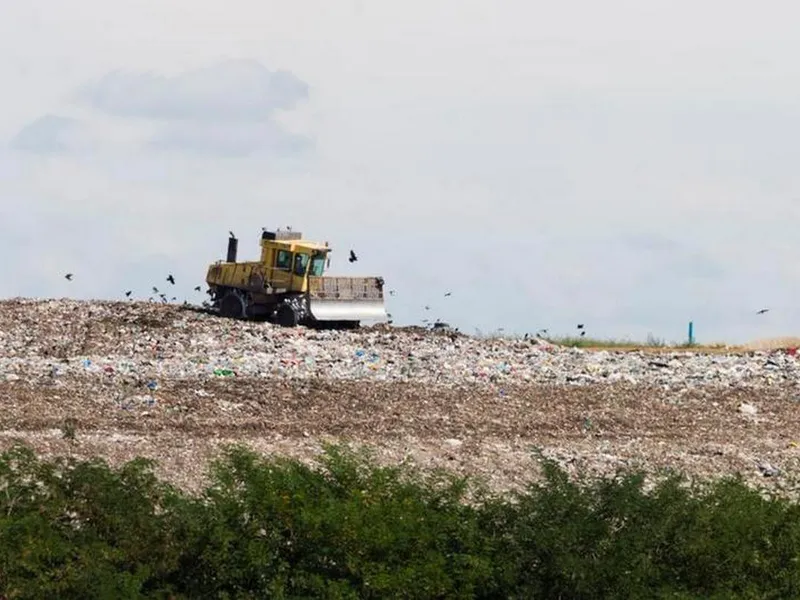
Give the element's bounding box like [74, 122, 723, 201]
[205, 229, 388, 326]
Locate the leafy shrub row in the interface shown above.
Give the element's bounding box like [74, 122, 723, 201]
[0, 442, 799, 599]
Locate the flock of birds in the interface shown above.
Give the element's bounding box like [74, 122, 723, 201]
[61, 228, 359, 307]
[62, 225, 466, 329]
[62, 266, 460, 331]
[63, 271, 204, 305]
[61, 255, 775, 339]
[66, 226, 776, 334]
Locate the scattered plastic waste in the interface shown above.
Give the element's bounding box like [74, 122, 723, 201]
[119, 395, 157, 410]
[1, 298, 799, 495]
[0, 298, 799, 389]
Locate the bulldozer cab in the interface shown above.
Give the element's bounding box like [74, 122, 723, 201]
[295, 251, 326, 274]
[269, 248, 293, 291]
[288, 251, 321, 289]
[260, 235, 328, 293]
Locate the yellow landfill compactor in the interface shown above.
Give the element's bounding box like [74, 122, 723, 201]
[205, 229, 388, 328]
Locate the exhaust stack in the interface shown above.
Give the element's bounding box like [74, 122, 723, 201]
[226, 237, 238, 263]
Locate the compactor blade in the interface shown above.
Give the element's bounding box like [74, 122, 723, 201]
[306, 275, 388, 324]
[308, 298, 388, 322]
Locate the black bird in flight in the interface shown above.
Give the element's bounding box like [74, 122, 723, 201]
[194, 286, 202, 292]
[577, 324, 585, 329]
[64, 273, 73, 281]
[756, 308, 769, 315]
[444, 292, 452, 297]
[349, 250, 358, 263]
[152, 287, 159, 295]
[125, 291, 132, 297]
[167, 274, 175, 285]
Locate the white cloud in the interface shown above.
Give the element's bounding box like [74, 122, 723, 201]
[9, 59, 313, 158]
[10, 115, 83, 154]
[77, 59, 309, 122]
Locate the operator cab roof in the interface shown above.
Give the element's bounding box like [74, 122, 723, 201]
[273, 240, 329, 251]
[261, 229, 330, 251]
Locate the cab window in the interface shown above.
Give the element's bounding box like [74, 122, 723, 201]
[293, 253, 309, 276]
[275, 250, 292, 270]
[309, 255, 326, 276]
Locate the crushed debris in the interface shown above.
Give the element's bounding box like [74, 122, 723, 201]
[1, 298, 800, 496]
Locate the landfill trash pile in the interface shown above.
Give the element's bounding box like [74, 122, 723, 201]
[2, 298, 800, 389]
[1, 297, 800, 496]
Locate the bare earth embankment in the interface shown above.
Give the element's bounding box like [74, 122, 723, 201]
[2, 298, 800, 495]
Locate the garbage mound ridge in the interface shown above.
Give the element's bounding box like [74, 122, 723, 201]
[1, 298, 799, 389]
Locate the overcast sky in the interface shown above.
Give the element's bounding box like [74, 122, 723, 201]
[3, 1, 800, 343]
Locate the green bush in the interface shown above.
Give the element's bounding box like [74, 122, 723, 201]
[0, 445, 187, 598]
[0, 443, 800, 599]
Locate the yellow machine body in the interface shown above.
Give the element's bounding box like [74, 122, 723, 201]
[205, 230, 387, 327]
